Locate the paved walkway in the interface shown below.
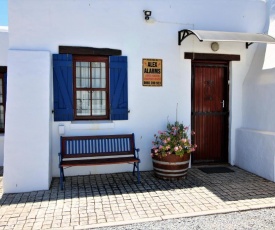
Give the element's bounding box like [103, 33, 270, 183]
[0, 166, 275, 229]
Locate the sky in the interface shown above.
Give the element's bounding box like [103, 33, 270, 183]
[0, 0, 8, 26]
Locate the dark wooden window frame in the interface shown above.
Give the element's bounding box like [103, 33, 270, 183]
[0, 66, 7, 73]
[0, 74, 5, 132]
[59, 46, 122, 56]
[0, 67, 6, 133]
[73, 56, 110, 120]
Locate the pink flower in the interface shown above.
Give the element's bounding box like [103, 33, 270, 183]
[167, 137, 171, 141]
[159, 145, 163, 149]
[181, 138, 187, 143]
[163, 139, 167, 144]
[154, 149, 158, 153]
[174, 146, 179, 151]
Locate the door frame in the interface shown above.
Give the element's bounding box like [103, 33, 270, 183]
[185, 52, 241, 164]
[191, 60, 229, 163]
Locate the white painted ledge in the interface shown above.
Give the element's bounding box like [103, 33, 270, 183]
[235, 128, 275, 182]
[70, 121, 115, 130]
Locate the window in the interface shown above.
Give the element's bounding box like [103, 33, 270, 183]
[53, 54, 128, 122]
[74, 56, 109, 120]
[0, 70, 7, 133]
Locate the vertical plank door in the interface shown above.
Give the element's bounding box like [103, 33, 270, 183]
[192, 60, 229, 163]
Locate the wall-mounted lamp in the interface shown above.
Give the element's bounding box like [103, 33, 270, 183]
[211, 42, 219, 52]
[143, 10, 152, 21]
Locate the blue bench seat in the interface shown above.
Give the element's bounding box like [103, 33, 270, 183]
[58, 133, 140, 190]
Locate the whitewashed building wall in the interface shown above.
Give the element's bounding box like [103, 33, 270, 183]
[3, 0, 272, 193]
[235, 0, 275, 182]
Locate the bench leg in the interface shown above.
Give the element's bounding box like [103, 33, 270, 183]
[136, 162, 140, 184]
[133, 163, 136, 176]
[61, 167, 65, 182]
[133, 162, 140, 183]
[59, 166, 64, 190]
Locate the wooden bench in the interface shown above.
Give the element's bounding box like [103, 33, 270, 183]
[58, 133, 140, 190]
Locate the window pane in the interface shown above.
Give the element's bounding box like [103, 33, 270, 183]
[92, 62, 106, 88]
[76, 62, 90, 88]
[92, 91, 106, 116]
[76, 91, 91, 116]
[92, 79, 106, 88]
[0, 106, 4, 129]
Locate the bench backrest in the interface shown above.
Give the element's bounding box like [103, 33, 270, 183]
[61, 134, 136, 158]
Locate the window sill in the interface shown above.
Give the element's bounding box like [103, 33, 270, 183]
[70, 120, 115, 130]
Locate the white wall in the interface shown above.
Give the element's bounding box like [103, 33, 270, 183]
[0, 27, 8, 66]
[3, 50, 51, 193]
[235, 0, 275, 182]
[5, 0, 268, 192]
[0, 27, 8, 166]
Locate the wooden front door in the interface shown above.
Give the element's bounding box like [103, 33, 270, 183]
[192, 60, 229, 163]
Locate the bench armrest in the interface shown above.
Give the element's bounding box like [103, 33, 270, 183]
[58, 152, 62, 165]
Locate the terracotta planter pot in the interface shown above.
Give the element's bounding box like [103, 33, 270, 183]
[152, 153, 190, 180]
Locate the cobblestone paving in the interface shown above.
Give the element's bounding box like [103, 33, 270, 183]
[0, 166, 275, 229]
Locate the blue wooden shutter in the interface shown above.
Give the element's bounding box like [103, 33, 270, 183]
[110, 56, 128, 120]
[53, 54, 74, 121]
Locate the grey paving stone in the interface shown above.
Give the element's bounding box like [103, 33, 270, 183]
[0, 166, 275, 229]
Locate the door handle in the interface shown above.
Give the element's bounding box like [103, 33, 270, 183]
[221, 100, 225, 108]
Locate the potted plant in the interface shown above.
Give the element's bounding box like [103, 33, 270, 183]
[151, 121, 197, 180]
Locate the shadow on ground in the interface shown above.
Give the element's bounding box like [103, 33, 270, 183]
[1, 166, 275, 206]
